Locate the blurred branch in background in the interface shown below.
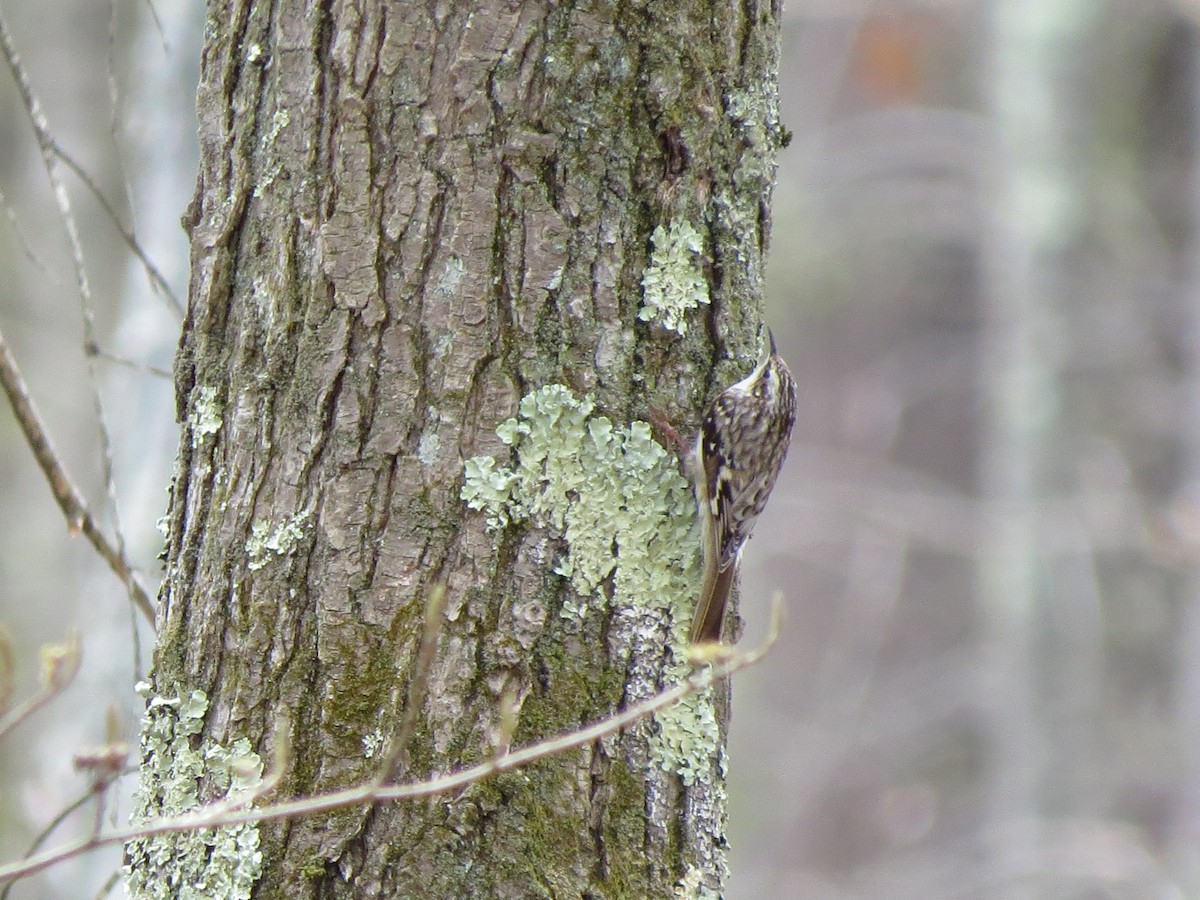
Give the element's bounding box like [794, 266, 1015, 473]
[0, 325, 153, 623]
[0, 0, 195, 892]
[0, 630, 79, 742]
[0, 5, 158, 626]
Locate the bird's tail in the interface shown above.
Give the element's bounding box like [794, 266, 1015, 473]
[690, 510, 736, 643]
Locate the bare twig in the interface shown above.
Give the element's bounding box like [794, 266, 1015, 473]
[0, 599, 783, 886]
[0, 7, 152, 625]
[0, 325, 155, 623]
[0, 762, 137, 900]
[105, 0, 136, 247]
[139, 0, 169, 53]
[0, 183, 58, 279]
[94, 870, 122, 900]
[1, 5, 181, 319]
[85, 342, 172, 380]
[53, 148, 183, 317]
[0, 626, 13, 716]
[382, 583, 449, 781]
[0, 632, 81, 740]
[0, 791, 89, 900]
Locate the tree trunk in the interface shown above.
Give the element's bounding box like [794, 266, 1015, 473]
[127, 1, 782, 896]
[977, 2, 1094, 896]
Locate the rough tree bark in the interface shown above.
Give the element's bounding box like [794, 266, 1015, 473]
[127, 1, 782, 896]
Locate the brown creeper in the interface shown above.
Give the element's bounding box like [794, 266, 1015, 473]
[690, 331, 796, 644]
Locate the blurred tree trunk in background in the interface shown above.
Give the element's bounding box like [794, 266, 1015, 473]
[128, 0, 783, 896]
[1172, 21, 1200, 879]
[979, 3, 1095, 895]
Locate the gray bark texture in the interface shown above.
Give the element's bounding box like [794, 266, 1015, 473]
[141, 0, 782, 896]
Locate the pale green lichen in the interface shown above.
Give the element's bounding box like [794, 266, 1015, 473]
[461, 384, 694, 615]
[461, 456, 519, 530]
[417, 430, 440, 466]
[725, 84, 781, 179]
[253, 108, 292, 198]
[675, 865, 720, 900]
[246, 510, 311, 571]
[188, 387, 223, 447]
[649, 691, 721, 788]
[124, 689, 263, 899]
[460, 384, 721, 783]
[362, 728, 386, 759]
[639, 219, 710, 334]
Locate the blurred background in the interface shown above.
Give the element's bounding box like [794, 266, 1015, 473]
[1, 1, 1196, 898]
[741, 1, 1200, 898]
[0, 1, 199, 897]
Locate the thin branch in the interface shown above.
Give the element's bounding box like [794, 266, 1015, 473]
[0, 183, 59, 279]
[0, 631, 81, 740]
[0, 324, 155, 623]
[85, 342, 172, 380]
[94, 869, 122, 900]
[0, 6, 151, 625]
[0, 766, 135, 900]
[0, 683, 67, 742]
[1, 13, 180, 317]
[0, 626, 13, 716]
[106, 0, 137, 242]
[0, 598, 783, 886]
[53, 148, 183, 318]
[382, 582, 449, 781]
[1, 6, 181, 319]
[139, 0, 169, 54]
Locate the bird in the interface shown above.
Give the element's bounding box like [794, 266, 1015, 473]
[689, 330, 796, 644]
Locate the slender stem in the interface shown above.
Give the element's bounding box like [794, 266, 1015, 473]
[0, 600, 782, 886]
[0, 326, 155, 623]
